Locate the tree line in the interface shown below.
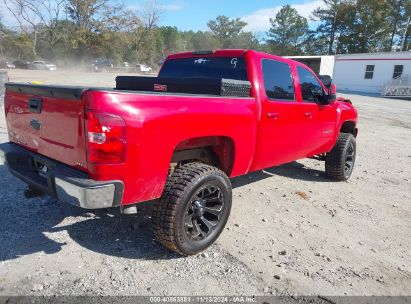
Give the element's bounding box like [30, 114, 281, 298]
[0, 0, 410, 67]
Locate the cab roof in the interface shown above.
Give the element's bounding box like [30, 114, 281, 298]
[165, 49, 302, 66]
[167, 49, 249, 59]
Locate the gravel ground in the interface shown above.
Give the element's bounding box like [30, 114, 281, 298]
[0, 70, 410, 297]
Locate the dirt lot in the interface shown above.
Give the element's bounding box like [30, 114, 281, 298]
[0, 69, 410, 297]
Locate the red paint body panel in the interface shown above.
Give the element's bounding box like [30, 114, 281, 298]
[84, 90, 257, 204]
[5, 91, 88, 171]
[4, 50, 358, 206]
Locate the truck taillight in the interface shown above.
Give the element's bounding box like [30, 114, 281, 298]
[86, 111, 126, 163]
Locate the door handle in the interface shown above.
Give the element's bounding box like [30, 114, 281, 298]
[304, 112, 313, 119]
[267, 112, 280, 119]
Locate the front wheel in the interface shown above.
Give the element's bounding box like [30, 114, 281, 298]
[325, 133, 356, 181]
[152, 162, 232, 256]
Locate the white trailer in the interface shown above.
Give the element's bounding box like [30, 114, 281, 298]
[286, 51, 411, 96]
[333, 52, 411, 95]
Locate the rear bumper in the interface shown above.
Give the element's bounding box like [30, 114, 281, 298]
[0, 142, 124, 209]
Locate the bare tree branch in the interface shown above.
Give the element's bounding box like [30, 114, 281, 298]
[140, 0, 163, 30]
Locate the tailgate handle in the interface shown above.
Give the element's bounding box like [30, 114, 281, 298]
[29, 98, 42, 113]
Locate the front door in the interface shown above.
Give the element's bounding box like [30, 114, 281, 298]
[296, 66, 337, 157]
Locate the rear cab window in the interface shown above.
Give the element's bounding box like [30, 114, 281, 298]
[159, 57, 248, 81]
[261, 59, 295, 101]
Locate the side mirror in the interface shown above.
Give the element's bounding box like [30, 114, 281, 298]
[319, 84, 336, 105]
[329, 83, 337, 103]
[319, 75, 332, 90]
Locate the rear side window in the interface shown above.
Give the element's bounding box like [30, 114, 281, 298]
[262, 59, 295, 101]
[297, 66, 324, 102]
[159, 57, 248, 80]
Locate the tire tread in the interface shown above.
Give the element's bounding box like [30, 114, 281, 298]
[325, 133, 356, 181]
[152, 162, 230, 256]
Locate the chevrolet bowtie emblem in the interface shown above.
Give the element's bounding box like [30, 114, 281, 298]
[30, 119, 42, 130]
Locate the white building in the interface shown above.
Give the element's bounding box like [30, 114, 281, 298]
[287, 51, 411, 96]
[286, 55, 336, 77]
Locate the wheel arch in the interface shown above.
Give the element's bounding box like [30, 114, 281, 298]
[171, 136, 235, 176]
[340, 120, 358, 137]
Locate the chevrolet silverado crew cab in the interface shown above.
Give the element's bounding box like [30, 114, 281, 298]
[0, 50, 358, 256]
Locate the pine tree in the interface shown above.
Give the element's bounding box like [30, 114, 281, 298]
[267, 5, 309, 55]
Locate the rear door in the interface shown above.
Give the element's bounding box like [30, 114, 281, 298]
[4, 84, 88, 170]
[251, 59, 304, 171]
[296, 66, 337, 156]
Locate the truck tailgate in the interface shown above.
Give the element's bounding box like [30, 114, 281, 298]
[4, 84, 88, 171]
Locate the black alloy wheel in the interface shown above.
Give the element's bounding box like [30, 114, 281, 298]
[152, 162, 232, 256]
[184, 184, 225, 241]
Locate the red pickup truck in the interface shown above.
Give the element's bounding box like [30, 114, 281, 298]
[0, 50, 358, 255]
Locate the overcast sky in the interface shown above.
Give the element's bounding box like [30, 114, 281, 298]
[0, 0, 324, 33]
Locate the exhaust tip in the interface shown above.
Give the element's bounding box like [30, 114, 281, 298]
[120, 204, 138, 215]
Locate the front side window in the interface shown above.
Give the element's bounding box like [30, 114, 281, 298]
[365, 65, 375, 79]
[262, 59, 295, 101]
[393, 65, 403, 79]
[297, 66, 324, 102]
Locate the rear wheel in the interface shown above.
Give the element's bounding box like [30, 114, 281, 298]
[152, 162, 232, 256]
[325, 133, 356, 181]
